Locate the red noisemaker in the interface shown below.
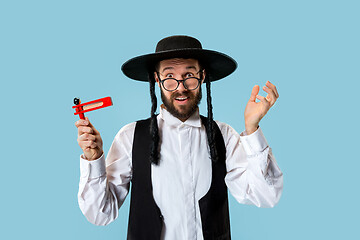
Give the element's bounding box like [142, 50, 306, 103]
[73, 97, 113, 120]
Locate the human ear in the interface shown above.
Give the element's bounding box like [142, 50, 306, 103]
[201, 70, 206, 84]
[154, 72, 161, 87]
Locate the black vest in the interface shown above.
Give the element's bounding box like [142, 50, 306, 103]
[127, 116, 231, 240]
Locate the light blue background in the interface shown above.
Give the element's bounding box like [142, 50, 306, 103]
[1, 0, 359, 239]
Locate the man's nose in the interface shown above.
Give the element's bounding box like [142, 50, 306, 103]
[177, 80, 187, 91]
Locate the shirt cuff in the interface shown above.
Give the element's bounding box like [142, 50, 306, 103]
[240, 127, 269, 156]
[80, 153, 106, 179]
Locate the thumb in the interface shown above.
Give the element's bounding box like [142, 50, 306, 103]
[85, 117, 100, 134]
[85, 117, 95, 128]
[249, 85, 260, 102]
[85, 117, 92, 126]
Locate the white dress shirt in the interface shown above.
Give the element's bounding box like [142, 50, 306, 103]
[78, 107, 283, 240]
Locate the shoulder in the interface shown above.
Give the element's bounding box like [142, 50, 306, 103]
[113, 122, 137, 142]
[214, 120, 241, 144]
[113, 116, 154, 142]
[214, 120, 238, 135]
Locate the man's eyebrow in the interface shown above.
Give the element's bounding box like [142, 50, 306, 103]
[162, 67, 174, 73]
[186, 66, 197, 71]
[161, 65, 197, 73]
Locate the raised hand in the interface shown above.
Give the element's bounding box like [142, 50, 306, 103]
[244, 81, 279, 134]
[75, 117, 104, 161]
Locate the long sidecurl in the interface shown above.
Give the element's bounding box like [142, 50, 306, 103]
[206, 75, 219, 162]
[149, 74, 160, 165]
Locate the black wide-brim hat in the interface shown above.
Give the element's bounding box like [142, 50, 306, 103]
[121, 35, 237, 82]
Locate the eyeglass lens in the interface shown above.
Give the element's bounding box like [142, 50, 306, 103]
[163, 78, 199, 91]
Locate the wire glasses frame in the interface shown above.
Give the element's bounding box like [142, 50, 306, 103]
[156, 70, 204, 92]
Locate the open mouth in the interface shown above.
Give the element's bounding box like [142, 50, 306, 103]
[173, 96, 190, 105]
[175, 97, 189, 101]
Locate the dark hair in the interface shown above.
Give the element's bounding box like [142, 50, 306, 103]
[148, 59, 218, 165]
[148, 73, 160, 165]
[204, 74, 218, 162]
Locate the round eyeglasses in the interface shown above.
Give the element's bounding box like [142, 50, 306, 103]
[156, 70, 204, 92]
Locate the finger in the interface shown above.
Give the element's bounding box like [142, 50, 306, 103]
[94, 134, 103, 143]
[85, 117, 95, 128]
[75, 119, 89, 128]
[78, 141, 90, 151]
[262, 86, 277, 106]
[85, 117, 100, 135]
[85, 117, 91, 126]
[78, 126, 94, 136]
[266, 81, 279, 98]
[78, 133, 96, 142]
[86, 141, 97, 149]
[256, 94, 270, 107]
[249, 85, 260, 102]
[79, 140, 97, 150]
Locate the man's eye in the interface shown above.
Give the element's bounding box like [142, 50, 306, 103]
[186, 73, 194, 77]
[166, 74, 173, 78]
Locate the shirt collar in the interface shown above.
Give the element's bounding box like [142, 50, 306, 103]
[159, 106, 202, 128]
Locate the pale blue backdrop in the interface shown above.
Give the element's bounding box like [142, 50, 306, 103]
[1, 0, 359, 239]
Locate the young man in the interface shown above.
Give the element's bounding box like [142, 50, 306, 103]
[75, 35, 283, 240]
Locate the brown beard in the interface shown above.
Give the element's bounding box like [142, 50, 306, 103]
[161, 87, 202, 121]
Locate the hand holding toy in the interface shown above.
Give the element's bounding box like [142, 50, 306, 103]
[73, 96, 112, 160]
